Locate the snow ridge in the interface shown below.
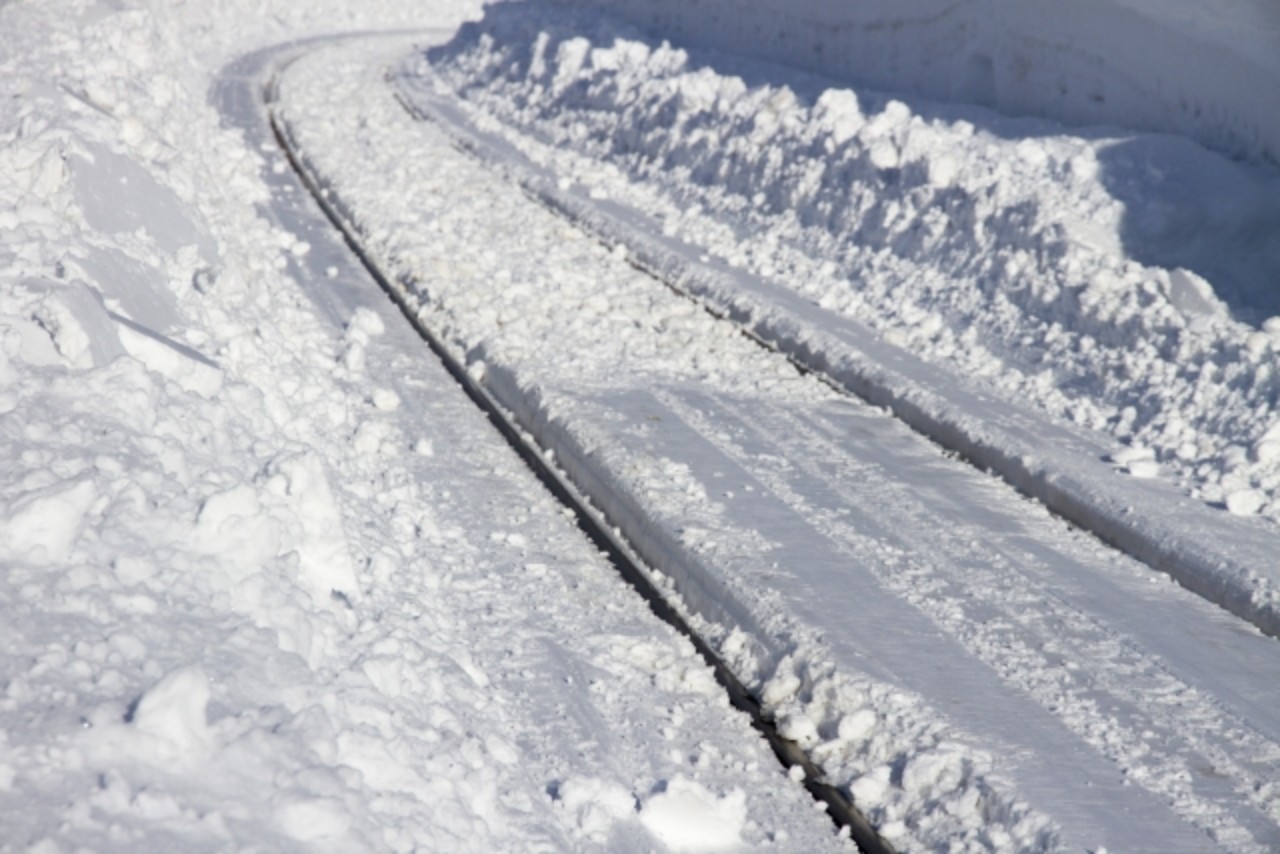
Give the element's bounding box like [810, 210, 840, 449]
[408, 6, 1280, 635]
[423, 5, 1280, 530]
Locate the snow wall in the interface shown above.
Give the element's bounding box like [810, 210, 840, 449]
[551, 0, 1280, 166]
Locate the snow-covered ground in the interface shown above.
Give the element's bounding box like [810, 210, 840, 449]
[272, 15, 1280, 850]
[0, 2, 845, 850]
[424, 3, 1280, 529]
[5, 0, 1280, 850]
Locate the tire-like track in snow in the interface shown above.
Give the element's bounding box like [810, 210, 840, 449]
[258, 45, 891, 854]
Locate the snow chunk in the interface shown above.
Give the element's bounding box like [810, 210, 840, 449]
[1253, 439, 1280, 465]
[1225, 489, 1266, 516]
[371, 387, 400, 411]
[340, 306, 385, 372]
[1126, 459, 1161, 479]
[554, 776, 637, 842]
[814, 88, 863, 147]
[274, 797, 352, 841]
[116, 322, 223, 398]
[130, 665, 211, 753]
[639, 776, 746, 851]
[265, 452, 359, 604]
[0, 478, 98, 564]
[1113, 445, 1159, 478]
[19, 279, 124, 369]
[192, 483, 279, 581]
[1166, 268, 1225, 321]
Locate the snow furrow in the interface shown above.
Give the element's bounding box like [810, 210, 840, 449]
[273, 35, 1280, 852]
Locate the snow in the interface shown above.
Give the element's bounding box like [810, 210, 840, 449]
[408, 3, 1280, 639]
[422, 3, 1280, 529]
[638, 776, 748, 851]
[5, 0, 1280, 850]
[0, 1, 846, 851]
[128, 665, 214, 755]
[277, 26, 1280, 851]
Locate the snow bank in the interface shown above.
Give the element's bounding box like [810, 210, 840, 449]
[555, 0, 1280, 167]
[425, 3, 1280, 535]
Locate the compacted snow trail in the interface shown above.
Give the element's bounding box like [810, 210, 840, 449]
[395, 67, 1280, 644]
[390, 21, 1280, 645]
[271, 33, 1280, 853]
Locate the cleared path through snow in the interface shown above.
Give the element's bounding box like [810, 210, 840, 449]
[207, 36, 856, 853]
[392, 60, 1280, 645]
[274, 37, 1280, 853]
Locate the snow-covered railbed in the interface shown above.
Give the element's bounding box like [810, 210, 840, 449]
[395, 4, 1280, 643]
[0, 8, 849, 849]
[275, 34, 1280, 853]
[393, 57, 1280, 646]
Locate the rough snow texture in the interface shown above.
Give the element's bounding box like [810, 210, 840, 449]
[0, 2, 849, 851]
[8, 0, 1280, 849]
[424, 3, 1280, 528]
[277, 42, 1070, 852]
[280, 32, 1280, 849]
[555, 0, 1280, 168]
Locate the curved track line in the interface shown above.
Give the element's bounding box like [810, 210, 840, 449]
[260, 48, 892, 854]
[390, 67, 1280, 642]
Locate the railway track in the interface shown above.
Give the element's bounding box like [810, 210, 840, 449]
[229, 34, 1280, 851]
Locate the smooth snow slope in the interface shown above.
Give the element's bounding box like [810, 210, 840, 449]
[555, 0, 1280, 167]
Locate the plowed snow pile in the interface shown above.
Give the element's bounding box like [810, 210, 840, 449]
[423, 2, 1280, 524]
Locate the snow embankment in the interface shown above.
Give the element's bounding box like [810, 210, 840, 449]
[419, 5, 1280, 625]
[557, 0, 1280, 168]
